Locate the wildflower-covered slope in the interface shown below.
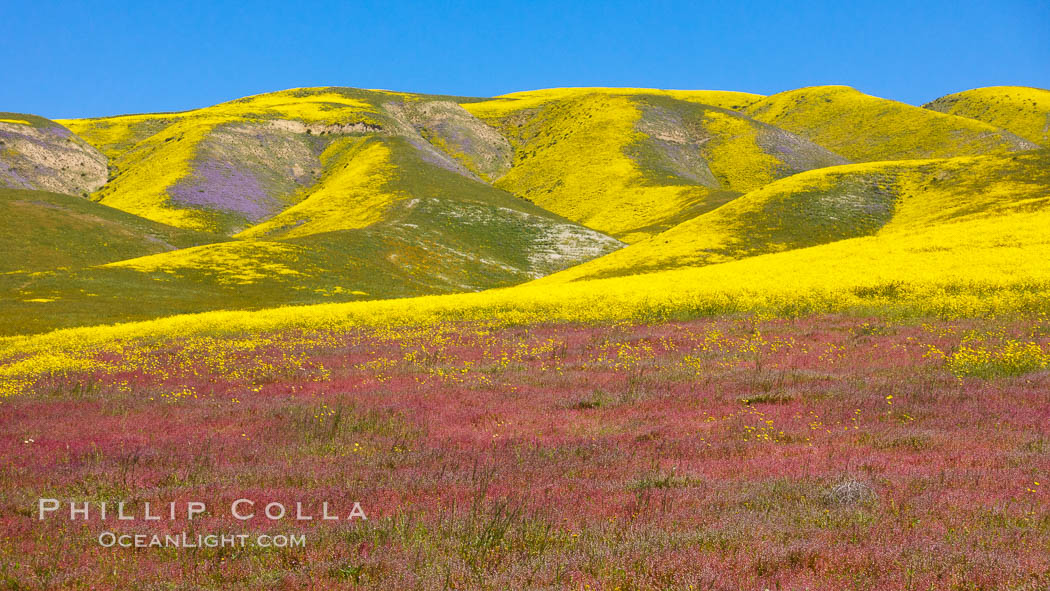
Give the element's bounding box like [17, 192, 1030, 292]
[60, 88, 517, 235]
[746, 86, 1037, 162]
[0, 88, 624, 334]
[6, 84, 1049, 335]
[463, 88, 849, 242]
[539, 150, 1050, 282]
[923, 86, 1050, 146]
[5, 190, 1050, 358]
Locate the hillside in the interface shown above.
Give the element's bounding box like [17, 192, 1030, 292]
[923, 86, 1050, 146]
[0, 166, 621, 334]
[746, 86, 1037, 162]
[0, 112, 107, 196]
[538, 149, 1050, 282]
[0, 129, 621, 334]
[62, 87, 853, 245]
[59, 88, 623, 261]
[61, 88, 446, 234]
[4, 186, 1049, 361]
[0, 87, 626, 334]
[462, 88, 849, 242]
[0, 187, 219, 272]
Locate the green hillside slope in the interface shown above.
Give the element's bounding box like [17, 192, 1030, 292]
[540, 149, 1050, 283]
[0, 187, 219, 273]
[8, 197, 1049, 362]
[0, 87, 625, 334]
[746, 86, 1037, 162]
[923, 86, 1050, 146]
[1, 199, 619, 335]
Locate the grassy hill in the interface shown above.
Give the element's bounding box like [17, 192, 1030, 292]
[462, 88, 851, 242]
[746, 86, 1037, 162]
[0, 195, 620, 335]
[0, 112, 107, 196]
[63, 87, 849, 245]
[537, 150, 1050, 282]
[0, 156, 621, 334]
[923, 86, 1050, 146]
[62, 89, 393, 234]
[0, 187, 219, 273]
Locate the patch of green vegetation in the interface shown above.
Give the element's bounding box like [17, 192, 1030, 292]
[0, 111, 62, 130]
[628, 470, 706, 491]
[0, 187, 220, 273]
[0, 136, 621, 335]
[738, 392, 795, 405]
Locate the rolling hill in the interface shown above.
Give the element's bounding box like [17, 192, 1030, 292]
[61, 87, 853, 244]
[0, 136, 622, 334]
[0, 88, 625, 334]
[60, 88, 482, 235]
[462, 88, 849, 242]
[0, 187, 220, 272]
[537, 149, 1050, 283]
[923, 86, 1050, 146]
[6, 180, 1049, 361]
[746, 86, 1037, 162]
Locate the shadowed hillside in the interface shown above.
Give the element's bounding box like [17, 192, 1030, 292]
[923, 86, 1050, 146]
[746, 86, 1037, 162]
[0, 113, 107, 196]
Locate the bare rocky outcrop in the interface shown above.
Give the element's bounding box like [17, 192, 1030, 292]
[264, 119, 382, 136]
[0, 113, 108, 196]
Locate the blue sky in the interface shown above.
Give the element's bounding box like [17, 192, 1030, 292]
[3, 0, 1048, 118]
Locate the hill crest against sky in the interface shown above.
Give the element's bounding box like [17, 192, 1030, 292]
[4, 1, 1048, 119]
